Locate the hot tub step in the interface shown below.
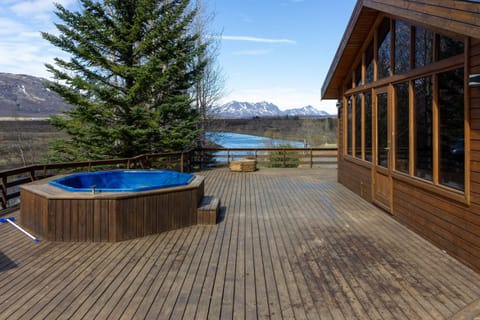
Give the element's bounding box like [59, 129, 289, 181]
[197, 196, 220, 225]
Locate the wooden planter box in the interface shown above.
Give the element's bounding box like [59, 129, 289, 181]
[229, 159, 256, 172]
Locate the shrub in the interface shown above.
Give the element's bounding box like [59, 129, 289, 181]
[268, 143, 300, 168]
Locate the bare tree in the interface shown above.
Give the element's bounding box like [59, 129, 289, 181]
[192, 0, 225, 147]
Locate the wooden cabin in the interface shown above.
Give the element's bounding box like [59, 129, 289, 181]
[322, 0, 480, 271]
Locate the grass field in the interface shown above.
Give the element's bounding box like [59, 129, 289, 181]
[0, 120, 64, 170]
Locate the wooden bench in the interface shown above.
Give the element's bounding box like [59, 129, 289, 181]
[229, 159, 256, 172]
[197, 196, 220, 224]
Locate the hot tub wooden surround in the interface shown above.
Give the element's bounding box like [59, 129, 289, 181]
[20, 174, 213, 242]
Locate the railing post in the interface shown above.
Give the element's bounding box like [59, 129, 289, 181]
[283, 149, 286, 168]
[227, 150, 230, 165]
[1, 177, 7, 210]
[310, 148, 313, 168]
[180, 152, 184, 172]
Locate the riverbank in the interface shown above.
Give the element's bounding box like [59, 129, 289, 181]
[207, 117, 337, 147]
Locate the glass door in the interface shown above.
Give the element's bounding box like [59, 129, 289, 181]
[373, 87, 392, 212]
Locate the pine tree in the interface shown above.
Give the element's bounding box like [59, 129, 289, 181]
[42, 0, 205, 161]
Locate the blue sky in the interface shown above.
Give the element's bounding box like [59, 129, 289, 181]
[0, 0, 357, 113]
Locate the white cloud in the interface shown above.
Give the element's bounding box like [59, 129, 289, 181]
[10, 0, 75, 16]
[222, 35, 296, 44]
[0, 18, 28, 34]
[233, 49, 271, 56]
[0, 0, 77, 78]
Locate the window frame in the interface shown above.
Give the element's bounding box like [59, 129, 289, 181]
[341, 14, 469, 203]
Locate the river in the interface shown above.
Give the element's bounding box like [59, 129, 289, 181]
[206, 132, 305, 148]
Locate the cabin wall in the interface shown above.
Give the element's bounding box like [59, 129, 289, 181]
[389, 38, 480, 271]
[394, 39, 480, 271]
[337, 38, 480, 272]
[340, 160, 372, 202]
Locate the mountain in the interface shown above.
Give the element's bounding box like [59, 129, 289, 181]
[0, 73, 71, 117]
[0, 73, 330, 119]
[211, 101, 281, 118]
[283, 105, 330, 117]
[212, 101, 330, 118]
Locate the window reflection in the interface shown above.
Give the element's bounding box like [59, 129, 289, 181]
[415, 27, 434, 68]
[365, 92, 373, 162]
[438, 35, 464, 61]
[355, 64, 362, 87]
[395, 82, 409, 173]
[377, 92, 388, 167]
[347, 96, 352, 155]
[365, 42, 374, 83]
[414, 77, 433, 181]
[395, 21, 410, 74]
[355, 94, 362, 159]
[378, 18, 391, 79]
[439, 68, 464, 190]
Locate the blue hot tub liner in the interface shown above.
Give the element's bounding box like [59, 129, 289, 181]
[49, 170, 195, 193]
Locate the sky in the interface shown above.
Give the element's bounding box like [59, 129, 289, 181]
[0, 0, 357, 114]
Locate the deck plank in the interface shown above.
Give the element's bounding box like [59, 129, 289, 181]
[1, 168, 480, 319]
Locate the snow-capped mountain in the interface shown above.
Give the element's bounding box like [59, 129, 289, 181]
[211, 101, 281, 118]
[283, 105, 329, 117]
[211, 101, 330, 118]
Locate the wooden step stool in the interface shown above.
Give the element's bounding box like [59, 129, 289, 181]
[197, 196, 220, 224]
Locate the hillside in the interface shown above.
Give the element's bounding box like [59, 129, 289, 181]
[0, 73, 70, 117]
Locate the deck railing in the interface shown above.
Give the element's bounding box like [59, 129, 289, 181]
[195, 147, 337, 169]
[0, 147, 337, 210]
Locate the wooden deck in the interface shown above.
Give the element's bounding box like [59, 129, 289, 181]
[1, 168, 480, 319]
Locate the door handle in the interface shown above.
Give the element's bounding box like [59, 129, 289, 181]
[384, 147, 390, 151]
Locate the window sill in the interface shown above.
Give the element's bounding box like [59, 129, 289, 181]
[391, 171, 469, 206]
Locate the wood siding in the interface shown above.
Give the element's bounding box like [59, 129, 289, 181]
[364, 0, 480, 39]
[339, 160, 373, 202]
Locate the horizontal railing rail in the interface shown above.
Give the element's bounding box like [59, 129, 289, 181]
[194, 147, 338, 169]
[0, 147, 337, 211]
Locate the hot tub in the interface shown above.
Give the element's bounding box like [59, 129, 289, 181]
[48, 170, 194, 193]
[20, 170, 204, 242]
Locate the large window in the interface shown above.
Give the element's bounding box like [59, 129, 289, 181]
[377, 92, 389, 167]
[414, 27, 434, 68]
[365, 92, 373, 162]
[355, 94, 362, 158]
[438, 35, 465, 61]
[343, 16, 466, 193]
[378, 18, 391, 79]
[395, 82, 409, 173]
[347, 96, 352, 155]
[395, 21, 410, 74]
[365, 42, 374, 83]
[355, 64, 363, 87]
[414, 77, 433, 181]
[438, 68, 464, 190]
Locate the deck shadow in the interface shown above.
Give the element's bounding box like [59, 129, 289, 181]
[0, 251, 18, 272]
[217, 206, 227, 223]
